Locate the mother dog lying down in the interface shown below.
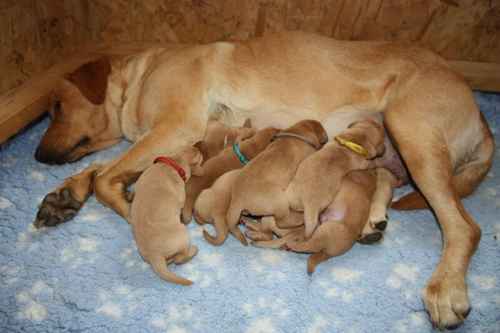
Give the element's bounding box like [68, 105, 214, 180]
[33, 31, 494, 329]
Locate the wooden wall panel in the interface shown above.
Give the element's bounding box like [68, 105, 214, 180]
[1, 0, 500, 95]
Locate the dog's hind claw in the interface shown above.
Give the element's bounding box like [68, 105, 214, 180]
[34, 188, 83, 228]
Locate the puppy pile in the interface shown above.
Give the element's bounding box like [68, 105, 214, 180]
[130, 118, 405, 285]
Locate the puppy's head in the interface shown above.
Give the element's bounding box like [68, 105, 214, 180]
[35, 57, 115, 164]
[288, 120, 329, 149]
[230, 118, 256, 144]
[336, 119, 385, 159]
[199, 118, 256, 160]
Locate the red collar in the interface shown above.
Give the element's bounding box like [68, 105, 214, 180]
[154, 156, 187, 182]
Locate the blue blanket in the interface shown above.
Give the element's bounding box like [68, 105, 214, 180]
[1, 92, 499, 333]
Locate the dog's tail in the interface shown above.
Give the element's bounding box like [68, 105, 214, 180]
[392, 113, 494, 210]
[203, 213, 229, 246]
[150, 257, 193, 286]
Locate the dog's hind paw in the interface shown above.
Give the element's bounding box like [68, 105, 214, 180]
[34, 188, 83, 228]
[423, 275, 471, 330]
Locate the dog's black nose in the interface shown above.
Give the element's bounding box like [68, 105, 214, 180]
[34, 146, 59, 164]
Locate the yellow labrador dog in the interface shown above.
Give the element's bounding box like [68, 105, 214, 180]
[33, 31, 494, 329]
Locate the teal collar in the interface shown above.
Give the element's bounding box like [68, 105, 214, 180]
[232, 143, 250, 165]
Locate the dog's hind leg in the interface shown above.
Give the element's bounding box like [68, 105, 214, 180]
[34, 163, 102, 228]
[384, 73, 485, 329]
[392, 112, 494, 210]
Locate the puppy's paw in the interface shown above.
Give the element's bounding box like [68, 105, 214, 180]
[34, 188, 83, 228]
[244, 220, 273, 241]
[423, 275, 471, 330]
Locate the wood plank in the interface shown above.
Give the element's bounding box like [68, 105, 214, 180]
[448, 61, 500, 93]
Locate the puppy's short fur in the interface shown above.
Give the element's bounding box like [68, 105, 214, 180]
[193, 169, 242, 245]
[286, 169, 390, 274]
[182, 127, 279, 223]
[225, 120, 328, 245]
[287, 119, 385, 238]
[198, 118, 255, 161]
[130, 146, 203, 286]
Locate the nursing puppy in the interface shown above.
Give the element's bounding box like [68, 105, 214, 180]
[193, 169, 242, 245]
[245, 168, 397, 248]
[225, 120, 328, 245]
[199, 118, 255, 161]
[287, 119, 385, 238]
[182, 127, 279, 223]
[130, 146, 203, 286]
[286, 169, 391, 274]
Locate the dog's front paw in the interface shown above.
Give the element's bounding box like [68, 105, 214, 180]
[423, 275, 471, 330]
[34, 188, 83, 228]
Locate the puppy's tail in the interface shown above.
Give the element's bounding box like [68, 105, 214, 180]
[393, 114, 494, 211]
[203, 214, 229, 246]
[150, 257, 193, 286]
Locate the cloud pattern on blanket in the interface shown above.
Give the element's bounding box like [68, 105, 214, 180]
[0, 93, 499, 333]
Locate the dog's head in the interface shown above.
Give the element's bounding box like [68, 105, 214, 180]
[35, 57, 115, 164]
[197, 118, 256, 161]
[288, 119, 329, 149]
[336, 119, 386, 159]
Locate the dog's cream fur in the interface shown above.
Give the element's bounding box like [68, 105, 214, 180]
[34, 32, 494, 329]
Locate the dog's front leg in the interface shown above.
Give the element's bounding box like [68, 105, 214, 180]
[35, 163, 103, 228]
[94, 121, 205, 220]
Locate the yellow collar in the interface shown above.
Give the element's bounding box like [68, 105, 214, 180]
[334, 136, 369, 157]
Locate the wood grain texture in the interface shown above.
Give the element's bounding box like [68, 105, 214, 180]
[2, 0, 499, 95]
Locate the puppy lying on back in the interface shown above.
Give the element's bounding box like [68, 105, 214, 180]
[198, 118, 255, 161]
[287, 119, 385, 238]
[182, 127, 279, 223]
[286, 168, 396, 274]
[130, 146, 203, 286]
[225, 120, 328, 245]
[193, 169, 242, 245]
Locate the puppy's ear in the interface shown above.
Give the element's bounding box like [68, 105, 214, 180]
[190, 144, 205, 176]
[243, 118, 252, 128]
[193, 141, 209, 162]
[64, 56, 111, 105]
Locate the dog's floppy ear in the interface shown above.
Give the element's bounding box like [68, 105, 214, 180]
[64, 56, 111, 105]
